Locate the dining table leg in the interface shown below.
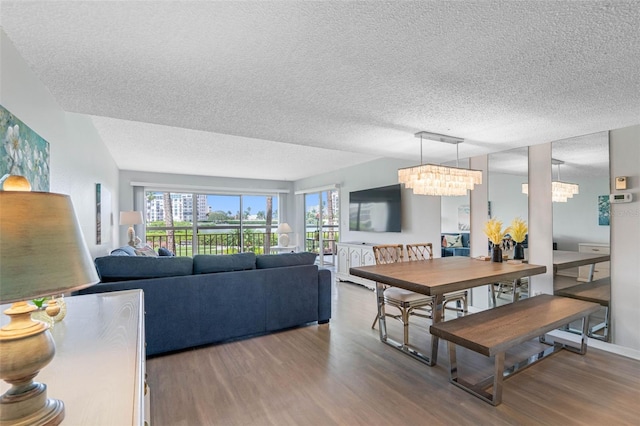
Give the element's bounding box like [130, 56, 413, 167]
[375, 281, 388, 342]
[429, 293, 444, 366]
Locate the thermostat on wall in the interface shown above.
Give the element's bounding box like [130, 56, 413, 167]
[609, 193, 632, 203]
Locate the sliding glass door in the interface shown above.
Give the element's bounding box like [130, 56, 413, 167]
[304, 189, 339, 266]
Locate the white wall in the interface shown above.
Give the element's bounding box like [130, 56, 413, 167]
[0, 30, 119, 259]
[610, 125, 640, 350]
[294, 158, 442, 254]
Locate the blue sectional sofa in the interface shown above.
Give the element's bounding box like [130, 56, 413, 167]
[78, 251, 331, 356]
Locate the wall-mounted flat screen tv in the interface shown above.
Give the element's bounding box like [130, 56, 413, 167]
[349, 184, 402, 232]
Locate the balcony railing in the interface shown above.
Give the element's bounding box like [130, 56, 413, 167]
[145, 224, 339, 257]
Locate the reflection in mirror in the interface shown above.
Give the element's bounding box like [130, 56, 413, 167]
[488, 147, 529, 259]
[440, 158, 471, 258]
[552, 131, 611, 342]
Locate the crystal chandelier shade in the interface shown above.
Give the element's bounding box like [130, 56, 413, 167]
[398, 164, 482, 196]
[521, 181, 580, 203]
[398, 131, 482, 196]
[521, 159, 579, 202]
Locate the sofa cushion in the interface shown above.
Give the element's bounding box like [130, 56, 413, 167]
[192, 252, 256, 274]
[94, 256, 194, 282]
[110, 245, 136, 256]
[256, 252, 317, 269]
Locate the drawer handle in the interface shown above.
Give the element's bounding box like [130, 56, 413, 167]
[592, 249, 600, 251]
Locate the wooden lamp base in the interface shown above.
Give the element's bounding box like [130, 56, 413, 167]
[0, 302, 64, 426]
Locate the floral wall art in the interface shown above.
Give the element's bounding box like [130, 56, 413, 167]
[598, 195, 610, 226]
[0, 105, 50, 191]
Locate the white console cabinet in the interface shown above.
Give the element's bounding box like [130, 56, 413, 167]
[336, 242, 377, 290]
[578, 243, 610, 282]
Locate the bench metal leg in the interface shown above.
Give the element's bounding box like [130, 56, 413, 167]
[447, 342, 506, 405]
[449, 316, 591, 406]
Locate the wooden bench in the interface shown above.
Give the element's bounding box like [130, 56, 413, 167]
[429, 294, 600, 405]
[555, 277, 610, 341]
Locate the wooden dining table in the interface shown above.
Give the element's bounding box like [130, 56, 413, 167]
[350, 256, 547, 366]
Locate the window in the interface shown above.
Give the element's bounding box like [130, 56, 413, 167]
[145, 191, 279, 256]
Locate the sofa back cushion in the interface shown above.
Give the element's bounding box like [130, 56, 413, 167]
[193, 252, 256, 274]
[256, 252, 317, 269]
[95, 256, 193, 282]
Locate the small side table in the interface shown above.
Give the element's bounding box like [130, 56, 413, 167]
[270, 245, 298, 253]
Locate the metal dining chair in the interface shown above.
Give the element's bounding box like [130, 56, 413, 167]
[371, 244, 434, 348]
[406, 243, 468, 316]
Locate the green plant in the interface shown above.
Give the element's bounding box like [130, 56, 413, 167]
[32, 297, 47, 308]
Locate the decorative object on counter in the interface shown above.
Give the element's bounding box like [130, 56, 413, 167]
[119, 210, 144, 247]
[32, 295, 68, 325]
[0, 175, 99, 426]
[398, 131, 482, 196]
[509, 217, 528, 260]
[483, 218, 510, 263]
[277, 222, 293, 247]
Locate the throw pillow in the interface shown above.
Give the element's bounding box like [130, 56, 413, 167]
[158, 247, 174, 256]
[134, 245, 158, 257]
[446, 234, 463, 248]
[110, 246, 137, 256]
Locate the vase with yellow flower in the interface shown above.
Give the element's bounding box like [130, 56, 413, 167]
[510, 217, 528, 260]
[483, 218, 510, 263]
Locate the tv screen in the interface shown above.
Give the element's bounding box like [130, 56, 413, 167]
[349, 184, 402, 232]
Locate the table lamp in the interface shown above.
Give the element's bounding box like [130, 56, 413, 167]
[119, 210, 144, 247]
[277, 223, 292, 247]
[0, 176, 99, 425]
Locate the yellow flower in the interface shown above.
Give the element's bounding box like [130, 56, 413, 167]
[510, 217, 528, 243]
[483, 218, 510, 245]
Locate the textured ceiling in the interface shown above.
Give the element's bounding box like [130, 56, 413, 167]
[1, 1, 638, 181]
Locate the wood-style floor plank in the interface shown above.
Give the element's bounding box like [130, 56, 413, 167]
[147, 274, 640, 425]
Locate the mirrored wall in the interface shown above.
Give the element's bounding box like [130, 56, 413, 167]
[440, 159, 471, 258]
[488, 147, 529, 259]
[552, 131, 610, 340]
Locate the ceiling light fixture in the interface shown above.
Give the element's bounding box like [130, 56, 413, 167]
[521, 159, 579, 202]
[398, 131, 482, 196]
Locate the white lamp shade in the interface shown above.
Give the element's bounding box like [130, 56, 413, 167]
[277, 223, 292, 233]
[0, 191, 100, 304]
[119, 211, 143, 226]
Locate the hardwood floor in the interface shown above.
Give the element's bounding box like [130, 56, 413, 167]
[147, 274, 640, 425]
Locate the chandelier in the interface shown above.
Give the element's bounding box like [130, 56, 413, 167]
[521, 159, 579, 202]
[398, 131, 482, 196]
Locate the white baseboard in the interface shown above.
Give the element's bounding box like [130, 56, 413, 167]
[547, 329, 640, 361]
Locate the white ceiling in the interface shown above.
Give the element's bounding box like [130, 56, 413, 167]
[1, 1, 638, 181]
